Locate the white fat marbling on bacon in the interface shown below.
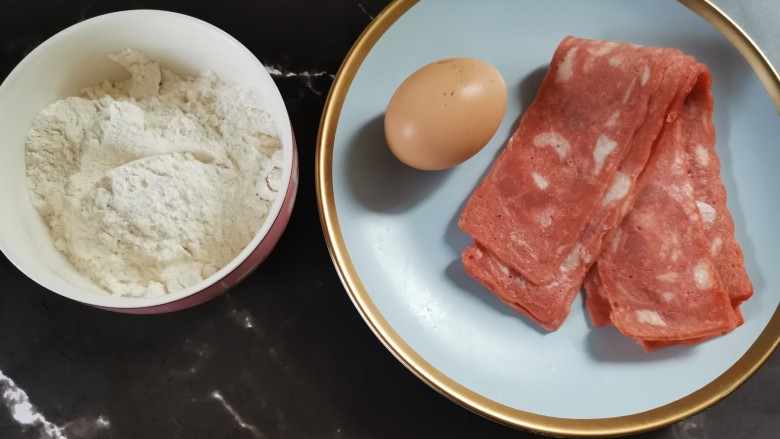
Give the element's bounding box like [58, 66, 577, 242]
[670, 182, 698, 222]
[636, 309, 667, 326]
[593, 134, 617, 175]
[636, 212, 654, 229]
[662, 292, 675, 302]
[641, 65, 650, 86]
[672, 151, 685, 175]
[669, 182, 695, 207]
[660, 233, 681, 262]
[582, 249, 593, 265]
[609, 55, 623, 67]
[605, 110, 620, 128]
[695, 144, 709, 166]
[538, 207, 554, 228]
[510, 232, 533, 253]
[620, 199, 632, 217]
[622, 78, 637, 104]
[694, 260, 713, 289]
[544, 277, 566, 290]
[610, 228, 623, 252]
[696, 201, 716, 227]
[601, 172, 631, 206]
[588, 41, 618, 56]
[532, 172, 549, 190]
[656, 272, 678, 282]
[711, 237, 723, 256]
[560, 243, 586, 273]
[532, 131, 571, 160]
[584, 42, 619, 71]
[556, 47, 578, 83]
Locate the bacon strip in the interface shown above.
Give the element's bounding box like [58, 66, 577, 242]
[460, 37, 749, 339]
[583, 70, 747, 350]
[460, 37, 678, 286]
[588, 108, 738, 344]
[681, 75, 753, 306]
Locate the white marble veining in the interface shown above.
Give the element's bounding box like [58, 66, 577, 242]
[0, 369, 67, 439]
[77, 0, 96, 21]
[60, 416, 111, 437]
[670, 412, 708, 439]
[357, 2, 376, 20]
[1, 370, 110, 438]
[230, 308, 257, 329]
[264, 65, 335, 96]
[212, 391, 263, 438]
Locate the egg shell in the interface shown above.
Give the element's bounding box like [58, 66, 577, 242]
[384, 57, 507, 170]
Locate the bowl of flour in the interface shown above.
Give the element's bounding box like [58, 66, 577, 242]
[0, 10, 298, 312]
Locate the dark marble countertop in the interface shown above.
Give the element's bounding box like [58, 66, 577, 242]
[0, 1, 777, 438]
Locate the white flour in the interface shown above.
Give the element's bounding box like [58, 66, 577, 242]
[25, 49, 282, 297]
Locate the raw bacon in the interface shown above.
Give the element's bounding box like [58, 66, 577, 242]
[463, 97, 667, 330]
[588, 112, 739, 342]
[583, 70, 748, 350]
[458, 36, 750, 348]
[463, 242, 582, 331]
[680, 76, 753, 306]
[460, 37, 681, 286]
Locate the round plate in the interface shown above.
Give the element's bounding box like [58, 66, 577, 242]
[317, 0, 780, 436]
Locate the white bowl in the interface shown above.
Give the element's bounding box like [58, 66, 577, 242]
[0, 10, 298, 313]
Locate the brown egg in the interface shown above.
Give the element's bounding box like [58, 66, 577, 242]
[384, 57, 507, 170]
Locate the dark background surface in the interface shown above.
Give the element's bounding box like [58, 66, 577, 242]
[0, 1, 777, 438]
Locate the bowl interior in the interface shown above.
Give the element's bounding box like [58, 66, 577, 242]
[0, 10, 294, 308]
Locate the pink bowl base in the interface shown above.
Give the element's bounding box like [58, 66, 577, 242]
[95, 138, 299, 314]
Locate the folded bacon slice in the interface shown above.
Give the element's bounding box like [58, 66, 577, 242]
[460, 37, 682, 286]
[680, 76, 753, 306]
[462, 102, 663, 330]
[460, 37, 748, 337]
[583, 71, 748, 350]
[588, 111, 739, 344]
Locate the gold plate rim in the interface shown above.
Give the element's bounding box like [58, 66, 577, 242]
[315, 0, 780, 436]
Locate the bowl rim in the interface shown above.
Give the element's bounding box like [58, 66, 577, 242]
[0, 9, 296, 308]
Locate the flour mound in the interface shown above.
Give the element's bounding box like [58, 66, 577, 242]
[26, 49, 283, 297]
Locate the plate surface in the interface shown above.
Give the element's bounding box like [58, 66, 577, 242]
[317, 0, 780, 435]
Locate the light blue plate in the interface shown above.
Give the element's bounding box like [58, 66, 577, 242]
[319, 0, 779, 433]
